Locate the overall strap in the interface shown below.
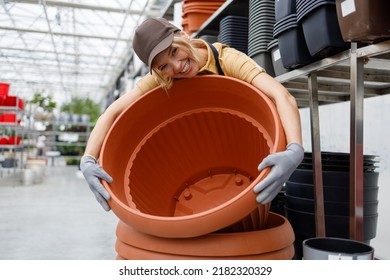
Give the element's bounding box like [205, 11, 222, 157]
[208, 42, 225, 76]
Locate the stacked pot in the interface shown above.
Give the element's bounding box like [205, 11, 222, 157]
[273, 0, 349, 69]
[335, 0, 390, 43]
[273, 0, 315, 69]
[248, 0, 276, 76]
[219, 16, 248, 54]
[296, 0, 348, 58]
[285, 152, 380, 259]
[181, 0, 226, 35]
[100, 76, 296, 259]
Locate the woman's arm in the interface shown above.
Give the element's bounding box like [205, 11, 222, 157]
[251, 72, 302, 145]
[251, 72, 304, 204]
[84, 86, 144, 159]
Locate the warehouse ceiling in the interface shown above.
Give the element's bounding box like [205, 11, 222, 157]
[0, 0, 174, 107]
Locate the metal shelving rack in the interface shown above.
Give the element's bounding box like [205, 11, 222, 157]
[275, 40, 390, 240]
[0, 100, 25, 181]
[175, 0, 390, 242]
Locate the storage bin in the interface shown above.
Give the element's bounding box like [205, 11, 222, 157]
[336, 0, 390, 42]
[298, 1, 349, 57]
[4, 96, 17, 107]
[273, 16, 315, 69]
[0, 137, 9, 145]
[1, 114, 17, 123]
[251, 51, 275, 77]
[275, 0, 296, 21]
[267, 39, 288, 76]
[0, 83, 10, 96]
[9, 136, 21, 145]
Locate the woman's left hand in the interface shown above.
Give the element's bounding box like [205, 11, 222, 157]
[253, 143, 304, 204]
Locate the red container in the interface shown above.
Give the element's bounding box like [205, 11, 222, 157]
[18, 98, 24, 110]
[9, 136, 21, 145]
[183, 10, 214, 33]
[0, 83, 10, 96]
[4, 96, 17, 107]
[0, 137, 9, 145]
[2, 114, 17, 123]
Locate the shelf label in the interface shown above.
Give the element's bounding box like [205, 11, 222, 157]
[272, 49, 281, 62]
[341, 0, 356, 17]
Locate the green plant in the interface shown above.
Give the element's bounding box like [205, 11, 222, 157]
[55, 145, 84, 156]
[60, 97, 101, 123]
[29, 91, 57, 113]
[65, 158, 80, 165]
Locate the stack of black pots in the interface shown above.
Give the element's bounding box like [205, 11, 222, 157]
[296, 0, 349, 58]
[219, 16, 249, 54]
[273, 0, 316, 69]
[248, 0, 276, 76]
[285, 152, 380, 259]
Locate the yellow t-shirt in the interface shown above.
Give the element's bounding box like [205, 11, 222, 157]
[135, 41, 265, 94]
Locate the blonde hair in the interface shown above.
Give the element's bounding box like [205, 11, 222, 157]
[152, 35, 203, 91]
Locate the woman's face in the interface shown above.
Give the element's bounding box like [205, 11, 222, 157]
[152, 44, 199, 78]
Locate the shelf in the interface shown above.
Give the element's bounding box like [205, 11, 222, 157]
[0, 122, 22, 127]
[275, 40, 390, 108]
[0, 106, 24, 112]
[191, 0, 249, 38]
[0, 145, 23, 149]
[186, 0, 390, 242]
[46, 142, 87, 147]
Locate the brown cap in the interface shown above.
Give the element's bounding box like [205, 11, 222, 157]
[133, 18, 180, 73]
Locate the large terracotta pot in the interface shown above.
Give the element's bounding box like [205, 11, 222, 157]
[115, 212, 295, 260]
[100, 75, 286, 238]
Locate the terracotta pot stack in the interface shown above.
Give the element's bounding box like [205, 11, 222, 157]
[182, 0, 226, 34]
[115, 212, 295, 260]
[100, 75, 295, 259]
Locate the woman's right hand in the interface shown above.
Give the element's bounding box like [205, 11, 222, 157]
[80, 155, 113, 211]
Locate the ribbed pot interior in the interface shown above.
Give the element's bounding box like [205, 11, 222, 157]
[127, 109, 270, 216]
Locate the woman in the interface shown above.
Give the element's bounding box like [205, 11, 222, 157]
[80, 18, 304, 211]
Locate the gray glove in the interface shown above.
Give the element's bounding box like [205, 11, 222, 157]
[253, 143, 304, 204]
[80, 155, 113, 211]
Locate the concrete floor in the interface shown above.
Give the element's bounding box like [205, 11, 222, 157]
[0, 163, 119, 260]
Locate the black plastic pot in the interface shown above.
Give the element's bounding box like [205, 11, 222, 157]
[285, 150, 380, 259]
[303, 237, 374, 260]
[285, 181, 379, 202]
[273, 15, 315, 69]
[285, 207, 378, 241]
[275, 0, 296, 21]
[299, 2, 349, 57]
[287, 169, 379, 187]
[285, 194, 378, 216]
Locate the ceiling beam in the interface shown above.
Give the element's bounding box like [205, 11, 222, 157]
[0, 46, 117, 59]
[0, 25, 129, 41]
[8, 0, 154, 15]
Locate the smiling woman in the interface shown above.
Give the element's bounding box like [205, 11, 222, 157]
[80, 17, 304, 215]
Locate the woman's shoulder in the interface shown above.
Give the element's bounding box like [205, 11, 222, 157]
[135, 73, 159, 93]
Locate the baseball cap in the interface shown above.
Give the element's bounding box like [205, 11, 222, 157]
[133, 18, 180, 72]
